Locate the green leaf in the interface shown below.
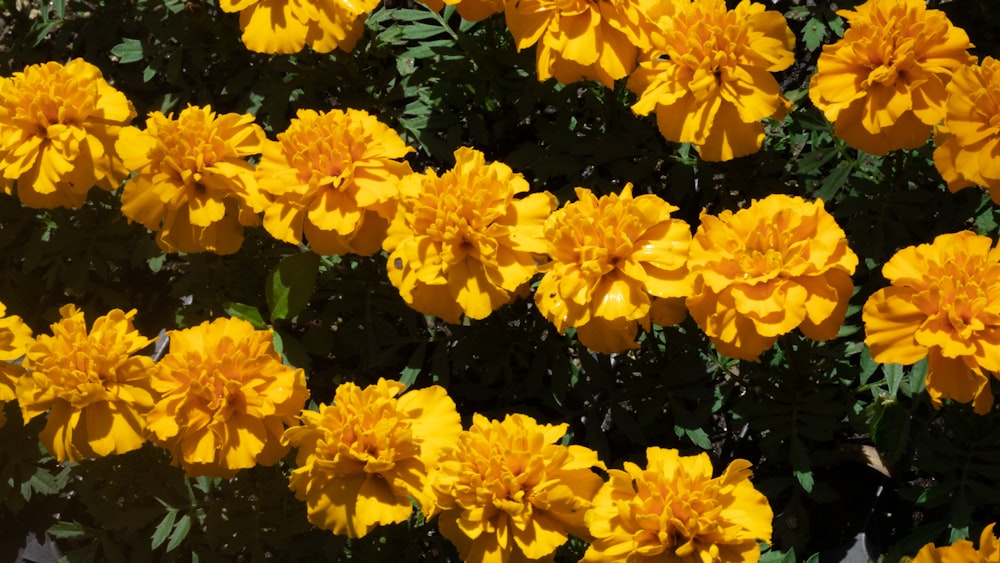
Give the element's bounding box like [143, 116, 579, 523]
[166, 513, 192, 552]
[802, 17, 827, 51]
[266, 252, 320, 321]
[883, 363, 904, 397]
[48, 521, 92, 539]
[111, 38, 145, 64]
[224, 302, 268, 329]
[682, 427, 712, 450]
[151, 509, 178, 550]
[817, 162, 852, 201]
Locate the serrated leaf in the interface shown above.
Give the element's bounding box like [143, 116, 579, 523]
[151, 509, 177, 550]
[166, 513, 192, 552]
[802, 17, 827, 51]
[683, 427, 712, 450]
[818, 161, 852, 200]
[224, 302, 268, 329]
[883, 363, 903, 397]
[48, 521, 92, 539]
[266, 252, 320, 321]
[111, 37, 144, 64]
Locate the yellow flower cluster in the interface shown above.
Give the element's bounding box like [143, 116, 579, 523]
[909, 523, 1000, 561]
[218, 0, 380, 54]
[283, 378, 461, 537]
[257, 108, 413, 256]
[5, 305, 307, 476]
[147, 317, 309, 477]
[431, 413, 605, 562]
[0, 302, 32, 428]
[809, 0, 973, 155]
[687, 194, 858, 361]
[629, 0, 795, 162]
[0, 59, 135, 208]
[282, 379, 774, 563]
[17, 305, 156, 462]
[864, 231, 1000, 414]
[536, 184, 692, 353]
[117, 105, 269, 255]
[583, 447, 773, 562]
[934, 57, 1000, 202]
[383, 147, 555, 323]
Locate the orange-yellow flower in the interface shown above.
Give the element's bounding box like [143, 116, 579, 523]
[0, 302, 32, 428]
[582, 447, 773, 563]
[910, 523, 1000, 562]
[431, 413, 605, 563]
[16, 305, 155, 461]
[863, 231, 1000, 414]
[218, 0, 379, 54]
[535, 184, 692, 354]
[257, 108, 412, 256]
[0, 59, 135, 208]
[283, 378, 461, 538]
[146, 317, 308, 477]
[686, 194, 858, 361]
[418, 0, 503, 23]
[504, 0, 654, 88]
[934, 57, 1000, 202]
[809, 0, 973, 155]
[116, 105, 268, 255]
[627, 0, 794, 162]
[383, 147, 556, 323]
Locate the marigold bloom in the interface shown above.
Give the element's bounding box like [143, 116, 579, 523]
[504, 0, 655, 88]
[627, 0, 794, 162]
[16, 305, 155, 461]
[582, 447, 773, 563]
[283, 378, 461, 537]
[257, 108, 412, 256]
[383, 147, 556, 323]
[863, 231, 1000, 414]
[418, 0, 503, 23]
[218, 0, 379, 54]
[431, 413, 605, 563]
[535, 184, 691, 354]
[0, 302, 32, 428]
[686, 194, 858, 361]
[910, 523, 1000, 562]
[809, 0, 973, 155]
[934, 57, 1000, 202]
[0, 59, 135, 208]
[116, 105, 268, 255]
[146, 317, 308, 477]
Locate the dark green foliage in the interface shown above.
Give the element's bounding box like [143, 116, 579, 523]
[2, 0, 1000, 561]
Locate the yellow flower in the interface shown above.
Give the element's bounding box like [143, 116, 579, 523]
[582, 447, 773, 563]
[146, 317, 308, 477]
[627, 0, 794, 162]
[0, 59, 135, 208]
[431, 413, 605, 563]
[282, 378, 461, 538]
[863, 231, 1000, 414]
[218, 0, 379, 54]
[934, 57, 1000, 202]
[535, 184, 691, 354]
[16, 305, 155, 462]
[808, 0, 973, 155]
[909, 523, 1000, 562]
[0, 302, 32, 428]
[418, 0, 503, 23]
[383, 147, 556, 323]
[504, 0, 653, 88]
[257, 108, 412, 256]
[686, 194, 858, 361]
[116, 105, 268, 255]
